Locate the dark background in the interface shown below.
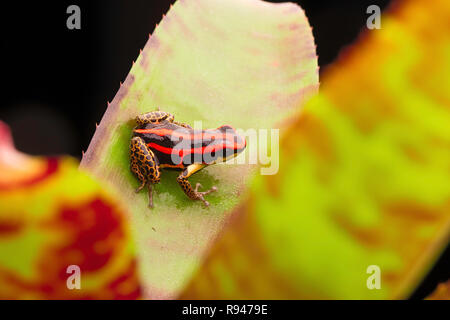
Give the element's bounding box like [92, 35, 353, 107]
[1, 0, 447, 299]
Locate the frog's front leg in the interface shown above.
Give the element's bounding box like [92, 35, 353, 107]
[176, 164, 217, 207]
[130, 136, 161, 208]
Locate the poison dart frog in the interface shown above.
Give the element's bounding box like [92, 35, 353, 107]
[130, 109, 246, 208]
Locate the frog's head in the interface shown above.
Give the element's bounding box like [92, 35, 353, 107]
[208, 125, 246, 164]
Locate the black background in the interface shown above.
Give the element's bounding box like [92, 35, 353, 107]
[1, 0, 448, 299]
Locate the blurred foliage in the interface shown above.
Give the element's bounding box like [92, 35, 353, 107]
[0, 121, 141, 299]
[80, 0, 318, 298]
[1, 0, 448, 300]
[180, 0, 450, 299]
[427, 280, 450, 300]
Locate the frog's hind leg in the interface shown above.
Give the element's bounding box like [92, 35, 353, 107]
[176, 164, 217, 207]
[159, 113, 192, 129]
[130, 136, 161, 208]
[135, 109, 192, 128]
[172, 121, 192, 129]
[135, 110, 174, 126]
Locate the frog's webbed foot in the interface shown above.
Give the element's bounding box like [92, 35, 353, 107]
[194, 183, 218, 207]
[147, 184, 154, 208]
[177, 164, 217, 207]
[135, 180, 146, 193]
[134, 181, 154, 209]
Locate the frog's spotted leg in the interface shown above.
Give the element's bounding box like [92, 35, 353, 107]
[130, 136, 161, 208]
[173, 121, 192, 129]
[136, 109, 193, 128]
[135, 110, 174, 126]
[176, 164, 217, 207]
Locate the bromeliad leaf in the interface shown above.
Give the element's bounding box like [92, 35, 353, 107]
[0, 121, 141, 299]
[180, 0, 450, 299]
[80, 0, 318, 299]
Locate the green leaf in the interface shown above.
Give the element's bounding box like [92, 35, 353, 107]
[180, 0, 450, 299]
[80, 0, 318, 298]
